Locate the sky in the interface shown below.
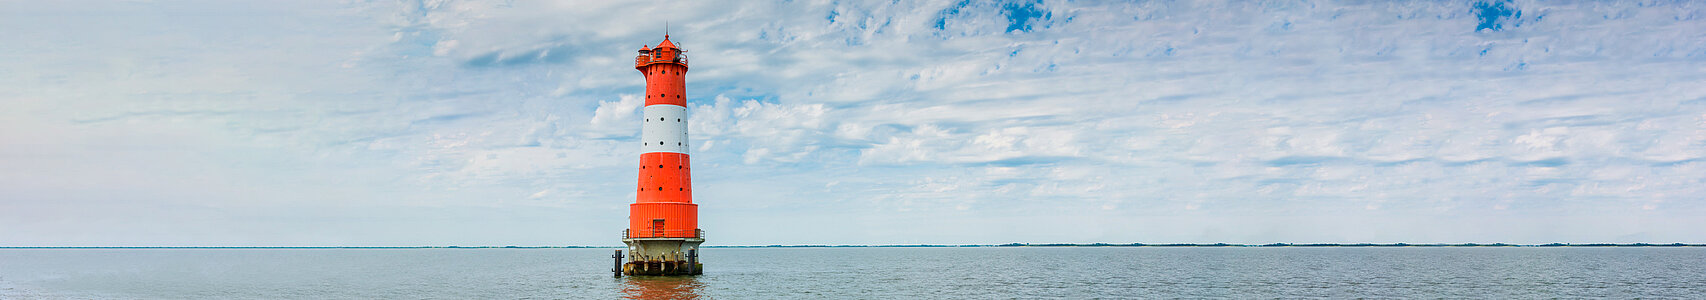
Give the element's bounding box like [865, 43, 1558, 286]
[2, 0, 1704, 247]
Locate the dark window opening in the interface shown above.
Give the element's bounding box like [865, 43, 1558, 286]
[659, 165, 664, 168]
[657, 187, 662, 191]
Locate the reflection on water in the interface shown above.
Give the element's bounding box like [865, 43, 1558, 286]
[621, 276, 704, 299]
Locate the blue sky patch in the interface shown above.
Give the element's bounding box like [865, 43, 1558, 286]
[1473, 0, 1521, 32]
[1003, 0, 1050, 33]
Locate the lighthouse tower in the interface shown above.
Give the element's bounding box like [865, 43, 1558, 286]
[621, 34, 702, 276]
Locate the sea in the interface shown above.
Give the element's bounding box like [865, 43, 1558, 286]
[1, 247, 1701, 299]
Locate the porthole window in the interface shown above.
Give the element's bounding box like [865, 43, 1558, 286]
[678, 188, 683, 191]
[659, 165, 664, 168]
[660, 93, 665, 98]
[676, 118, 681, 122]
[657, 187, 662, 191]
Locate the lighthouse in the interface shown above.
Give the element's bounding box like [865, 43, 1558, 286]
[618, 34, 703, 276]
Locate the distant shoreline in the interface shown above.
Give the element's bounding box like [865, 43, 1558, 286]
[3, 243, 1702, 249]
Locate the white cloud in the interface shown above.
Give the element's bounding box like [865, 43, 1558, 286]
[2, 0, 1704, 245]
[589, 94, 643, 134]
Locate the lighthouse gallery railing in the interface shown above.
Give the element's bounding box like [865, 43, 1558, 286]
[623, 229, 703, 239]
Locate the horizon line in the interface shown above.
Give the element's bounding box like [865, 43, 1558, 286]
[3, 242, 1703, 249]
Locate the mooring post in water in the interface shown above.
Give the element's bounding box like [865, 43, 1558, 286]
[687, 249, 698, 275]
[611, 250, 624, 277]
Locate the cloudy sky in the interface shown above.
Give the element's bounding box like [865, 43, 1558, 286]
[3, 0, 1704, 247]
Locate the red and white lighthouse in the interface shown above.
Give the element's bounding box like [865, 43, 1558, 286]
[620, 34, 703, 276]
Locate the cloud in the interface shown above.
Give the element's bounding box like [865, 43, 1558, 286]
[588, 94, 644, 136]
[2, 0, 1704, 245]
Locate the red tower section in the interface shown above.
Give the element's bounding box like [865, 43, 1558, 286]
[628, 35, 698, 239]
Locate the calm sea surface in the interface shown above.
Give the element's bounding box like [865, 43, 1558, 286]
[1, 247, 1702, 299]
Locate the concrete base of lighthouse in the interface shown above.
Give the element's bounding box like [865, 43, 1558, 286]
[622, 237, 703, 276]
